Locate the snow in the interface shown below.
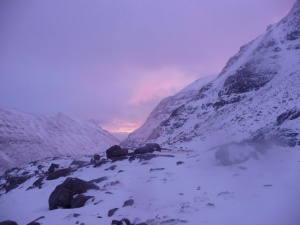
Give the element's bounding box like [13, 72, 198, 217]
[0, 107, 119, 175]
[122, 0, 300, 149]
[0, 145, 300, 225]
[1, 1, 300, 225]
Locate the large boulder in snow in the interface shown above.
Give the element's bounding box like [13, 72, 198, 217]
[48, 177, 99, 210]
[134, 143, 161, 154]
[215, 142, 258, 166]
[0, 221, 18, 225]
[106, 145, 128, 158]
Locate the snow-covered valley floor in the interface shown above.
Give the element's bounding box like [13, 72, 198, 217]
[0, 146, 300, 225]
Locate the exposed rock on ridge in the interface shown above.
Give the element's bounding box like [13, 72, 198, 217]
[123, 0, 300, 148]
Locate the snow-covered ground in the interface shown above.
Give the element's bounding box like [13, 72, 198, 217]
[0, 144, 299, 225]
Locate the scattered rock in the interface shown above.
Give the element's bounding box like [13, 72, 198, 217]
[91, 154, 101, 163]
[48, 163, 59, 173]
[111, 218, 131, 225]
[4, 176, 31, 192]
[123, 199, 134, 207]
[26, 216, 45, 225]
[27, 177, 44, 190]
[277, 109, 300, 125]
[206, 203, 215, 207]
[89, 176, 108, 184]
[150, 168, 165, 172]
[48, 177, 99, 210]
[108, 208, 118, 217]
[71, 194, 93, 208]
[106, 145, 128, 158]
[93, 159, 109, 168]
[105, 165, 117, 171]
[46, 168, 72, 180]
[0, 221, 18, 225]
[176, 161, 184, 165]
[215, 142, 256, 166]
[134, 143, 161, 154]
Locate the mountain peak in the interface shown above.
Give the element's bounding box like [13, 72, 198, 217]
[122, 2, 300, 148]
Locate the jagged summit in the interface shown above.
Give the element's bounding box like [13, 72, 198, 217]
[122, 1, 300, 148]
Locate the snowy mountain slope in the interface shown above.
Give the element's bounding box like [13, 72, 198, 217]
[123, 75, 216, 147]
[0, 107, 119, 175]
[122, 0, 300, 148]
[0, 145, 299, 225]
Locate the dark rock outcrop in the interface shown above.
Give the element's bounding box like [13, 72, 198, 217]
[108, 208, 119, 217]
[4, 176, 30, 192]
[0, 221, 18, 225]
[277, 109, 300, 125]
[123, 199, 134, 207]
[71, 194, 93, 208]
[111, 218, 131, 225]
[46, 168, 72, 180]
[91, 154, 101, 163]
[48, 177, 99, 210]
[134, 143, 161, 154]
[106, 145, 128, 158]
[48, 163, 59, 173]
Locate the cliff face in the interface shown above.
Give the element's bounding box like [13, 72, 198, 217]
[122, 0, 300, 148]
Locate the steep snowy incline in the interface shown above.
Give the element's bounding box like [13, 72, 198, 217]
[0, 107, 119, 174]
[122, 0, 300, 148]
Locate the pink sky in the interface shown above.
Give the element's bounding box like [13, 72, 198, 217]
[0, 0, 296, 140]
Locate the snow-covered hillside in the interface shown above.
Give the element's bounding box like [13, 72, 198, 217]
[0, 145, 299, 225]
[122, 0, 300, 149]
[0, 107, 119, 175]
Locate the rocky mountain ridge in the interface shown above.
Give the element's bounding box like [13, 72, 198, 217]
[122, 0, 300, 149]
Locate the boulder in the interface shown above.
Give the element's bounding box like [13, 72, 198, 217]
[46, 168, 72, 180]
[134, 143, 161, 154]
[111, 218, 131, 225]
[215, 142, 257, 166]
[106, 145, 128, 158]
[48, 163, 59, 173]
[0, 221, 18, 225]
[123, 199, 134, 207]
[91, 154, 101, 163]
[108, 208, 118, 217]
[48, 177, 99, 210]
[4, 176, 30, 192]
[71, 194, 93, 208]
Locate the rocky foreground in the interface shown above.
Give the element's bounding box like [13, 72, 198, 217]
[0, 143, 299, 225]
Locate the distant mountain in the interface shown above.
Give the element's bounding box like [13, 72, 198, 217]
[122, 0, 300, 149]
[0, 107, 119, 174]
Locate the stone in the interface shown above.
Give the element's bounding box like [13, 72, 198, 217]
[122, 199, 134, 207]
[91, 154, 101, 163]
[48, 163, 59, 173]
[108, 208, 118, 217]
[276, 109, 300, 125]
[4, 176, 30, 192]
[0, 221, 18, 225]
[71, 194, 93, 208]
[48, 177, 99, 210]
[134, 143, 161, 154]
[46, 168, 72, 180]
[106, 145, 128, 158]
